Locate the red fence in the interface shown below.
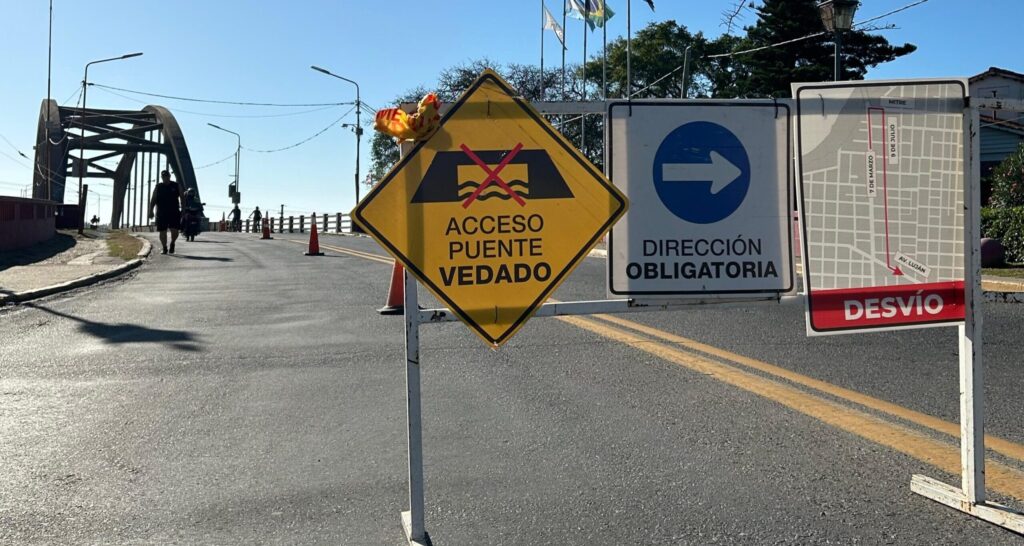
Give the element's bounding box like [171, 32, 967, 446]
[0, 196, 57, 251]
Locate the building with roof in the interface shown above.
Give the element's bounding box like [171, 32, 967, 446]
[969, 67, 1024, 203]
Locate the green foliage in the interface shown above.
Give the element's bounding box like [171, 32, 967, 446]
[989, 142, 1024, 208]
[736, 0, 916, 97]
[981, 206, 1024, 263]
[368, 2, 918, 177]
[584, 22, 751, 99]
[369, 59, 593, 183]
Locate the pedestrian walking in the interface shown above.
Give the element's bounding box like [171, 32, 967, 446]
[148, 170, 183, 254]
[248, 207, 263, 233]
[230, 205, 242, 232]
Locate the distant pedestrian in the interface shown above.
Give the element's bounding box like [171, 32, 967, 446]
[248, 206, 263, 232]
[148, 170, 183, 254]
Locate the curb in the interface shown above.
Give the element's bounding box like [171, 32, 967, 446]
[0, 235, 152, 306]
[984, 291, 1024, 304]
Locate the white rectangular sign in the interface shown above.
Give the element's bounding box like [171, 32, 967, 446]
[792, 79, 968, 335]
[606, 100, 794, 299]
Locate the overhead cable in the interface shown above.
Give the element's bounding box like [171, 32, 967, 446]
[91, 86, 345, 119]
[242, 107, 355, 153]
[194, 152, 238, 169]
[708, 0, 930, 59]
[88, 82, 354, 108]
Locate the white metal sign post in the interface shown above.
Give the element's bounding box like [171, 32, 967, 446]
[606, 100, 794, 300]
[402, 271, 429, 545]
[794, 80, 1022, 533]
[910, 103, 1023, 534]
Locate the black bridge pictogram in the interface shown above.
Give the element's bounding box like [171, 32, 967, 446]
[410, 147, 574, 205]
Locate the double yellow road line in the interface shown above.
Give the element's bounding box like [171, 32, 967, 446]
[298, 237, 1024, 500]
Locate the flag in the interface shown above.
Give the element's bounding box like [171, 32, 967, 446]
[568, 0, 614, 30]
[643, 0, 655, 10]
[566, 0, 587, 21]
[543, 5, 565, 48]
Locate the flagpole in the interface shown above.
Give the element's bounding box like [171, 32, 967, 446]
[581, 0, 588, 150]
[627, 0, 632, 102]
[602, 1, 607, 100]
[540, 0, 545, 99]
[561, 1, 567, 101]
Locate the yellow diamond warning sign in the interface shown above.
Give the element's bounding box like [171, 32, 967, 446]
[352, 69, 627, 347]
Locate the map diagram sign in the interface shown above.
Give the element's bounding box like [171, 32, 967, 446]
[607, 101, 794, 299]
[793, 79, 968, 335]
[353, 70, 627, 347]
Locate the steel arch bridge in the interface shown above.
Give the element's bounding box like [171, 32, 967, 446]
[33, 99, 203, 229]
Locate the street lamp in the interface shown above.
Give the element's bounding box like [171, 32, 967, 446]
[78, 51, 143, 233]
[208, 123, 241, 206]
[816, 0, 858, 81]
[310, 65, 362, 204]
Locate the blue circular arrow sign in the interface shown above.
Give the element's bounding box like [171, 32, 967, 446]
[652, 121, 750, 224]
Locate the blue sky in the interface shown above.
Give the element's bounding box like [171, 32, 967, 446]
[0, 0, 1021, 221]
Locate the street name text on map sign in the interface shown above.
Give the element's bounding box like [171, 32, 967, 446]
[353, 70, 627, 347]
[606, 101, 794, 299]
[792, 79, 968, 335]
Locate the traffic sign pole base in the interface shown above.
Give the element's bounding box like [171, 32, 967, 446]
[911, 474, 1024, 534]
[378, 304, 425, 316]
[401, 510, 432, 546]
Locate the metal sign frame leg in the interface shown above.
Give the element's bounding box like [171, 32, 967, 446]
[910, 107, 1024, 534]
[402, 270, 432, 545]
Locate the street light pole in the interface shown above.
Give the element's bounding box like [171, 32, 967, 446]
[311, 65, 362, 204]
[815, 0, 859, 81]
[78, 52, 143, 233]
[208, 123, 241, 206]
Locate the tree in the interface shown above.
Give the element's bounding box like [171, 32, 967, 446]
[588, 21, 706, 99]
[369, 59, 578, 182]
[368, 4, 918, 179]
[990, 142, 1024, 208]
[736, 0, 916, 98]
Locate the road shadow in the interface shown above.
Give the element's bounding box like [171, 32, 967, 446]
[170, 255, 233, 262]
[26, 303, 203, 352]
[185, 240, 229, 244]
[0, 233, 77, 272]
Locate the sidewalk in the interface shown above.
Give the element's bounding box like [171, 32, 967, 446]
[0, 230, 149, 304]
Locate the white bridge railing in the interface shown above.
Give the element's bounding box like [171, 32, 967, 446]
[213, 212, 354, 234]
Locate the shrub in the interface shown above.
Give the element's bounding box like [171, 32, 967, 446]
[989, 142, 1024, 208]
[980, 206, 1024, 263]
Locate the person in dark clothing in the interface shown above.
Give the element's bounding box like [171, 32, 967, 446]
[230, 205, 242, 232]
[248, 207, 263, 232]
[148, 170, 184, 254]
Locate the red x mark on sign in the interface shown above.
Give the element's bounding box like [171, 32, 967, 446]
[460, 143, 526, 208]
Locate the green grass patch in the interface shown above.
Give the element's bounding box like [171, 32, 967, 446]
[106, 230, 143, 261]
[983, 265, 1024, 279]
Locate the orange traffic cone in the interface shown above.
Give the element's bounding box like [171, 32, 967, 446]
[304, 213, 324, 255]
[378, 261, 405, 315]
[261, 218, 272, 240]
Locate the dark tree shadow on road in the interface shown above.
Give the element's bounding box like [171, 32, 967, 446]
[170, 255, 233, 262]
[26, 303, 203, 352]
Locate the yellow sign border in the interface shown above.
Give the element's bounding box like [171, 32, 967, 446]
[353, 69, 627, 346]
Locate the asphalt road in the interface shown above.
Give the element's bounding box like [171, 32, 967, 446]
[1, 230, 1021, 545]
